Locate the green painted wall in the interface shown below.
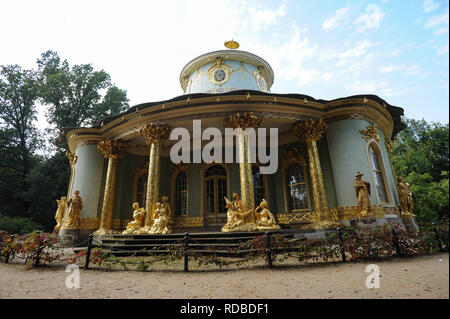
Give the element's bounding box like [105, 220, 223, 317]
[327, 119, 386, 206]
[317, 136, 339, 208]
[375, 128, 400, 205]
[71, 144, 105, 218]
[187, 163, 201, 217]
[112, 154, 147, 219]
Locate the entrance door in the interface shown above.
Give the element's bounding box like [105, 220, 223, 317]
[204, 165, 227, 226]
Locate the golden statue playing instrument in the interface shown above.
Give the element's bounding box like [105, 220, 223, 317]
[122, 202, 146, 234]
[397, 176, 415, 217]
[54, 196, 68, 232]
[255, 199, 280, 231]
[354, 172, 372, 218]
[221, 193, 258, 232]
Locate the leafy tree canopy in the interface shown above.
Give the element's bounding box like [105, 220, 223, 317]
[37, 50, 129, 136]
[392, 118, 449, 224]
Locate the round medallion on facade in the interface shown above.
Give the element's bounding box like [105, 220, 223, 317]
[211, 67, 229, 85]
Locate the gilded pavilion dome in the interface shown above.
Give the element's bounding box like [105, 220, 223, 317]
[180, 41, 274, 94]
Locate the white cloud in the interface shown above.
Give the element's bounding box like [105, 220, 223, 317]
[406, 64, 423, 75]
[322, 7, 350, 30]
[424, 10, 449, 29]
[339, 40, 374, 58]
[434, 27, 448, 35]
[248, 4, 287, 31]
[353, 4, 386, 33]
[378, 64, 405, 73]
[423, 0, 440, 13]
[437, 42, 449, 55]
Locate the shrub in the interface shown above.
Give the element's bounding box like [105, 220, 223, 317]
[342, 224, 395, 261]
[6, 231, 62, 269]
[0, 214, 44, 235]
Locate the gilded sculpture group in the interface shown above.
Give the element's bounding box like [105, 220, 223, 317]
[221, 194, 280, 232]
[353, 172, 415, 218]
[53, 190, 84, 232]
[122, 196, 172, 235]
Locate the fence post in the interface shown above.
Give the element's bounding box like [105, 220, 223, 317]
[184, 232, 189, 272]
[4, 235, 15, 264]
[337, 228, 346, 262]
[265, 232, 273, 268]
[34, 245, 43, 268]
[391, 226, 402, 256]
[432, 223, 443, 252]
[84, 234, 94, 270]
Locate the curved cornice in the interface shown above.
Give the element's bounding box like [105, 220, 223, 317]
[58, 90, 406, 153]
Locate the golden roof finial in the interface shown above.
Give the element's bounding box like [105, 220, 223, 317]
[224, 39, 239, 49]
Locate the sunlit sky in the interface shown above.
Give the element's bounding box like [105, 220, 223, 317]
[1, 0, 448, 128]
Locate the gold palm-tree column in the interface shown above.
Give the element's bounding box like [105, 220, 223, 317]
[224, 112, 262, 214]
[292, 119, 339, 227]
[95, 139, 128, 235]
[140, 122, 170, 227]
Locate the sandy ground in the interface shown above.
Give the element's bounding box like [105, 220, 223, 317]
[0, 253, 448, 299]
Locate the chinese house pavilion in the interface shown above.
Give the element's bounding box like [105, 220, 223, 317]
[56, 41, 415, 244]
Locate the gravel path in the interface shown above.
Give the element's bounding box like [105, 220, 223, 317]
[0, 253, 448, 299]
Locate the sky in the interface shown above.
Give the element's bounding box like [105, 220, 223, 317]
[0, 0, 448, 129]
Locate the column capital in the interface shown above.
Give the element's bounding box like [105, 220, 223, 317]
[139, 122, 170, 145]
[97, 139, 128, 159]
[291, 119, 327, 142]
[224, 112, 262, 130]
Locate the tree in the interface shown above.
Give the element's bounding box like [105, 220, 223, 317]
[392, 118, 449, 224]
[0, 65, 41, 217]
[37, 50, 129, 137]
[24, 151, 70, 230]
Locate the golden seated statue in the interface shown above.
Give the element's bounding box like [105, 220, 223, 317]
[148, 202, 171, 234]
[255, 199, 280, 231]
[221, 194, 257, 232]
[122, 202, 146, 234]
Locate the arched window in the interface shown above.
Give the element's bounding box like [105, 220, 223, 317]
[136, 174, 147, 209]
[368, 143, 388, 203]
[252, 165, 266, 206]
[175, 171, 188, 216]
[286, 163, 310, 211]
[204, 164, 227, 226]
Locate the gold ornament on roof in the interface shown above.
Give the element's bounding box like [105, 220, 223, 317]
[224, 40, 239, 49]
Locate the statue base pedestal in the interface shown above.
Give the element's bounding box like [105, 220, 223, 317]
[59, 228, 82, 247]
